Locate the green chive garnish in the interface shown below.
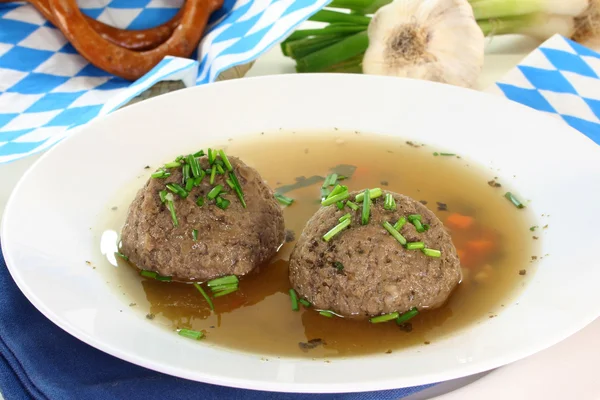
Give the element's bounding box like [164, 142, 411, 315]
[355, 188, 382, 202]
[116, 252, 129, 261]
[370, 312, 399, 323]
[193, 150, 205, 157]
[207, 275, 239, 287]
[423, 224, 430, 231]
[323, 218, 351, 242]
[382, 221, 407, 245]
[151, 169, 170, 179]
[339, 213, 351, 223]
[323, 173, 338, 187]
[156, 275, 172, 282]
[320, 187, 330, 199]
[289, 289, 299, 311]
[207, 148, 216, 165]
[194, 171, 205, 186]
[413, 220, 425, 233]
[275, 193, 294, 206]
[196, 196, 204, 207]
[166, 200, 178, 227]
[530, 226, 538, 231]
[193, 283, 214, 311]
[210, 283, 238, 292]
[185, 178, 194, 192]
[140, 270, 157, 279]
[422, 248, 441, 257]
[336, 201, 345, 210]
[384, 193, 396, 210]
[346, 201, 359, 211]
[408, 214, 422, 222]
[361, 189, 370, 225]
[219, 150, 233, 171]
[396, 307, 419, 324]
[187, 155, 201, 177]
[210, 165, 217, 185]
[393, 217, 407, 231]
[178, 328, 203, 340]
[326, 184, 347, 199]
[299, 299, 312, 307]
[319, 311, 334, 318]
[505, 192, 525, 209]
[228, 172, 247, 208]
[175, 155, 184, 162]
[159, 190, 168, 203]
[321, 190, 349, 207]
[166, 183, 187, 198]
[164, 161, 181, 169]
[216, 198, 230, 210]
[182, 164, 191, 185]
[213, 287, 238, 297]
[216, 164, 225, 174]
[207, 185, 223, 200]
[192, 229, 198, 241]
[406, 241, 425, 250]
[334, 261, 344, 271]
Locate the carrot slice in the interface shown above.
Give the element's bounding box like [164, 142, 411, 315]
[446, 213, 474, 230]
[466, 239, 495, 255]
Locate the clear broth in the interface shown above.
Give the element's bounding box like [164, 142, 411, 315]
[96, 132, 538, 358]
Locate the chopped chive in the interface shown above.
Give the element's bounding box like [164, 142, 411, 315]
[370, 312, 399, 323]
[275, 193, 294, 206]
[194, 171, 205, 186]
[320, 187, 330, 199]
[333, 261, 344, 271]
[215, 159, 224, 167]
[116, 252, 129, 261]
[384, 193, 396, 210]
[185, 178, 194, 192]
[164, 161, 181, 169]
[396, 307, 419, 324]
[423, 224, 430, 231]
[382, 221, 407, 245]
[210, 165, 217, 185]
[228, 172, 247, 208]
[178, 328, 203, 340]
[207, 185, 223, 200]
[226, 179, 235, 189]
[336, 201, 345, 210]
[406, 241, 425, 250]
[355, 188, 382, 202]
[321, 191, 349, 206]
[187, 155, 201, 177]
[339, 213, 351, 222]
[213, 287, 238, 297]
[505, 192, 525, 209]
[319, 311, 334, 318]
[218, 150, 233, 171]
[440, 153, 456, 156]
[210, 283, 238, 292]
[207, 275, 239, 287]
[323, 218, 351, 242]
[159, 190, 168, 203]
[216, 164, 225, 174]
[193, 283, 214, 311]
[299, 298, 312, 307]
[346, 201, 359, 211]
[182, 164, 191, 185]
[289, 289, 299, 311]
[393, 217, 407, 231]
[166, 183, 187, 198]
[322, 173, 337, 188]
[408, 214, 422, 222]
[196, 196, 204, 207]
[193, 150, 205, 157]
[207, 148, 216, 165]
[530, 226, 538, 231]
[422, 248, 441, 257]
[156, 275, 172, 282]
[151, 169, 170, 179]
[337, 175, 347, 181]
[166, 200, 178, 227]
[361, 189, 370, 225]
[326, 184, 347, 199]
[192, 229, 198, 241]
[413, 220, 425, 233]
[175, 155, 184, 162]
[216, 198, 230, 210]
[140, 270, 157, 279]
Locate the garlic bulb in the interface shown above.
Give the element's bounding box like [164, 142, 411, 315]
[362, 0, 485, 88]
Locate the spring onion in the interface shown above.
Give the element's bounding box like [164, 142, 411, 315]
[185, 177, 194, 192]
[196, 196, 204, 207]
[355, 188, 382, 202]
[207, 148, 216, 165]
[370, 312, 399, 323]
[193, 283, 214, 310]
[182, 164, 191, 185]
[396, 307, 419, 324]
[166, 183, 187, 198]
[505, 192, 525, 209]
[219, 150, 233, 171]
[275, 193, 294, 206]
[178, 328, 204, 340]
[289, 289, 300, 311]
[323, 218, 351, 242]
[166, 200, 178, 227]
[339, 213, 352, 222]
[116, 252, 129, 261]
[193, 150, 205, 157]
[326, 184, 347, 199]
[213, 287, 238, 297]
[336, 201, 345, 210]
[346, 200, 359, 211]
[215, 197, 231, 210]
[207, 275, 239, 287]
[319, 311, 334, 318]
[159, 190, 168, 203]
[422, 248, 442, 258]
[151, 169, 170, 179]
[408, 214, 422, 222]
[382, 221, 407, 245]
[216, 164, 225, 174]
[192, 229, 198, 241]
[322, 190, 350, 207]
[299, 299, 312, 307]
[383, 193, 396, 210]
[334, 261, 344, 271]
[207, 185, 223, 200]
[140, 270, 157, 279]
[164, 161, 181, 169]
[406, 241, 425, 250]
[393, 216, 407, 231]
[361, 189, 370, 225]
[187, 154, 201, 177]
[228, 172, 247, 208]
[194, 172, 205, 186]
[323, 173, 338, 187]
[210, 165, 217, 185]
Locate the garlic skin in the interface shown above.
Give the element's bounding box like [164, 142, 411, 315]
[362, 0, 485, 88]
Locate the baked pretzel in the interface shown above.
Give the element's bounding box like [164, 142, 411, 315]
[2, 0, 182, 51]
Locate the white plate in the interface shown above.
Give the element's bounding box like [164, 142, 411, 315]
[3, 74, 600, 393]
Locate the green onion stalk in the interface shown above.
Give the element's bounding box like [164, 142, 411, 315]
[282, 0, 599, 74]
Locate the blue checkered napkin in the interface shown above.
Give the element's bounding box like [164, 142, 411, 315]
[486, 34, 600, 145]
[0, 0, 329, 164]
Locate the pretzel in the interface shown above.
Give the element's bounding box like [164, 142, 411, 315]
[48, 0, 221, 80]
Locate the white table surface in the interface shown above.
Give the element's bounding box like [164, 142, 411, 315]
[1, 35, 599, 400]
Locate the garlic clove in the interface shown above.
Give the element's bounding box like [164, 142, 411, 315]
[362, 0, 485, 88]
